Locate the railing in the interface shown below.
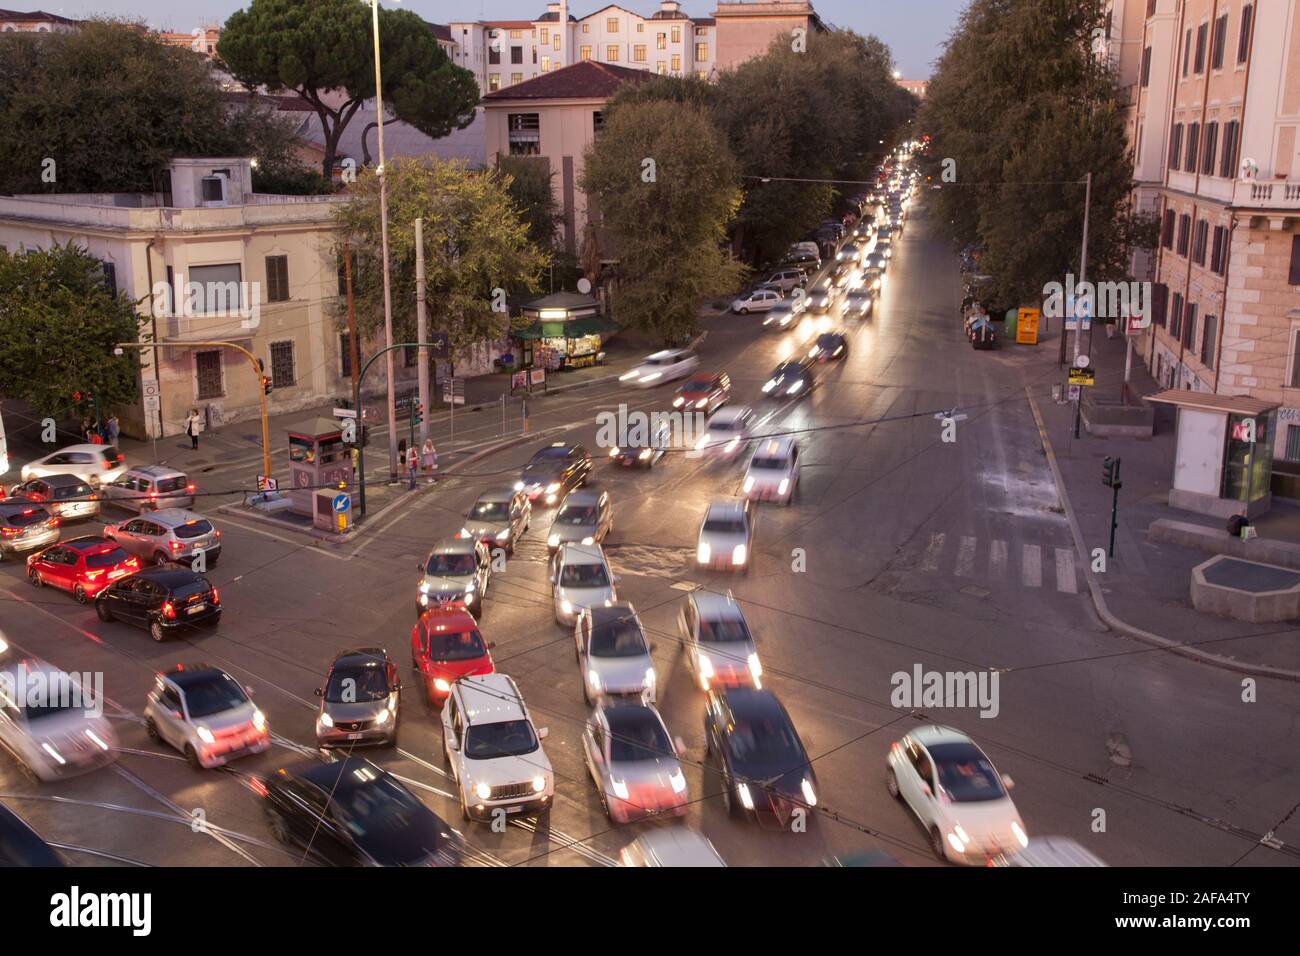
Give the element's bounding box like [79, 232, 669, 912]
[1232, 178, 1300, 209]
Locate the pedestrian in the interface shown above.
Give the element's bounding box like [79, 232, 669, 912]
[406, 444, 419, 490]
[105, 414, 120, 447]
[186, 408, 202, 450]
[81, 418, 92, 443]
[397, 437, 407, 471]
[421, 438, 437, 482]
[88, 420, 104, 445]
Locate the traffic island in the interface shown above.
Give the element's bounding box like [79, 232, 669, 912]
[1190, 555, 1300, 624]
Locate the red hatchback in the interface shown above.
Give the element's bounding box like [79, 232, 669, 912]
[410, 608, 495, 706]
[672, 372, 731, 415]
[27, 536, 140, 603]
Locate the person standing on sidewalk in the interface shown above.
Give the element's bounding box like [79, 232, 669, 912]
[421, 438, 437, 482]
[186, 409, 202, 450]
[105, 414, 120, 447]
[406, 444, 419, 490]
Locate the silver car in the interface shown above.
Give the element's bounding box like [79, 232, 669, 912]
[742, 437, 801, 506]
[417, 536, 491, 618]
[314, 648, 402, 748]
[551, 542, 617, 626]
[693, 405, 755, 461]
[20, 444, 125, 487]
[7, 474, 100, 521]
[547, 489, 613, 554]
[575, 603, 655, 704]
[102, 465, 194, 513]
[679, 589, 763, 691]
[696, 499, 753, 572]
[0, 658, 117, 781]
[0, 500, 60, 562]
[461, 489, 530, 554]
[620, 827, 727, 867]
[583, 701, 688, 824]
[103, 509, 220, 569]
[144, 665, 270, 769]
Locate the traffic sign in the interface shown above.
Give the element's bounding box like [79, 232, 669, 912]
[442, 378, 465, 406]
[1067, 384, 1081, 401]
[332, 493, 351, 514]
[1075, 354, 1090, 368]
[1067, 368, 1095, 386]
[143, 379, 160, 398]
[143, 394, 160, 414]
[257, 475, 278, 492]
[332, 407, 357, 419]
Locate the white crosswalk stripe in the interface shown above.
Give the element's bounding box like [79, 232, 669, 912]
[988, 539, 1008, 578]
[955, 536, 977, 577]
[1054, 548, 1078, 594]
[908, 533, 1081, 595]
[1021, 544, 1042, 588]
[920, 532, 945, 571]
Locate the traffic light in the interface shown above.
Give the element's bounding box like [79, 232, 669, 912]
[1102, 456, 1122, 489]
[411, 401, 423, 426]
[261, 376, 273, 395]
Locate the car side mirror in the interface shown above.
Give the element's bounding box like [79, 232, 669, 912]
[417, 562, 425, 571]
[244, 685, 255, 697]
[920, 783, 932, 798]
[487, 641, 497, 649]
[537, 726, 549, 740]
[1002, 774, 1015, 791]
[314, 687, 322, 697]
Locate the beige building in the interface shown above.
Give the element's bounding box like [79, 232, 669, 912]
[711, 1, 824, 71]
[0, 8, 79, 32]
[156, 26, 222, 57]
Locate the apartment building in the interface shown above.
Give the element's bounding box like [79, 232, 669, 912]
[156, 26, 222, 57]
[0, 8, 80, 32]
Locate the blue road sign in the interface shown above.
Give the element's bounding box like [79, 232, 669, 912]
[332, 493, 351, 514]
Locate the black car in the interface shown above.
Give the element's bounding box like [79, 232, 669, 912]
[260, 757, 462, 867]
[808, 331, 848, 362]
[704, 688, 818, 828]
[516, 442, 593, 505]
[0, 803, 64, 866]
[609, 419, 670, 468]
[94, 566, 221, 642]
[760, 358, 816, 398]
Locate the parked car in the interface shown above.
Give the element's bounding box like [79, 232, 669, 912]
[696, 499, 753, 573]
[619, 349, 700, 387]
[314, 647, 401, 748]
[551, 542, 618, 626]
[94, 566, 221, 642]
[761, 268, 808, 293]
[619, 826, 726, 866]
[0, 658, 117, 781]
[693, 405, 756, 461]
[574, 603, 655, 704]
[416, 536, 490, 618]
[582, 701, 688, 823]
[410, 607, 495, 706]
[673, 371, 731, 414]
[743, 437, 802, 505]
[144, 664, 269, 769]
[7, 474, 99, 522]
[730, 289, 782, 314]
[20, 445, 125, 488]
[547, 489, 614, 554]
[103, 509, 221, 570]
[101, 464, 195, 513]
[516, 442, 592, 505]
[461, 489, 531, 552]
[0, 501, 60, 563]
[678, 588, 762, 691]
[26, 537, 140, 604]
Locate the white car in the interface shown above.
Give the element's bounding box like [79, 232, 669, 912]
[575, 603, 655, 704]
[441, 673, 553, 823]
[582, 700, 688, 823]
[619, 349, 700, 387]
[620, 826, 726, 866]
[0, 658, 117, 780]
[678, 588, 762, 690]
[731, 289, 782, 314]
[551, 542, 618, 625]
[886, 724, 1028, 864]
[742, 437, 801, 505]
[20, 445, 126, 488]
[696, 499, 752, 573]
[693, 405, 755, 460]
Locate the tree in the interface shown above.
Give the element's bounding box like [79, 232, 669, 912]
[219, 0, 479, 183]
[496, 155, 561, 250]
[581, 98, 743, 343]
[333, 157, 548, 362]
[0, 244, 140, 418]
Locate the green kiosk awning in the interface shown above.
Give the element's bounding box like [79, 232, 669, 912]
[512, 315, 619, 339]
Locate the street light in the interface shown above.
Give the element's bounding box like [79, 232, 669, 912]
[370, 0, 399, 481]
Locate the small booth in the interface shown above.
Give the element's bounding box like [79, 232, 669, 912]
[1145, 390, 1279, 519]
[511, 291, 619, 372]
[285, 417, 356, 528]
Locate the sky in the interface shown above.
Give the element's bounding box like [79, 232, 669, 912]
[12, 0, 966, 78]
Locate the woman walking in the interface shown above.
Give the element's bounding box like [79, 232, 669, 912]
[421, 438, 438, 482]
[186, 409, 202, 450]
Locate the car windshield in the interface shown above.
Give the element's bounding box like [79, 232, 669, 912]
[728, 713, 805, 769]
[560, 562, 609, 588]
[471, 501, 509, 521]
[182, 674, 248, 718]
[703, 516, 746, 534]
[929, 742, 1006, 803]
[425, 628, 486, 662]
[22, 697, 83, 723]
[698, 614, 751, 644]
[556, 505, 596, 526]
[174, 520, 213, 540]
[464, 719, 538, 759]
[532, 447, 570, 461]
[4, 510, 48, 529]
[589, 617, 646, 657]
[609, 711, 672, 763]
[750, 456, 786, 470]
[155, 476, 188, 494]
[711, 419, 741, 433]
[333, 774, 429, 843]
[325, 665, 390, 703]
[816, 335, 842, 348]
[84, 548, 130, 569]
[684, 376, 713, 390]
[426, 553, 476, 575]
[53, 484, 91, 501]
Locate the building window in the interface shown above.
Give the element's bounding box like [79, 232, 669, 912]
[195, 350, 224, 399]
[696, 70, 707, 80]
[1285, 425, 1300, 462]
[1152, 283, 1168, 326]
[656, 61, 666, 75]
[1210, 225, 1228, 274]
[1140, 46, 1151, 86]
[606, 17, 618, 32]
[339, 333, 353, 378]
[580, 44, 592, 60]
[265, 255, 289, 303]
[1176, 213, 1191, 256]
[1192, 219, 1209, 266]
[1211, 14, 1228, 70]
[1289, 235, 1300, 285]
[1219, 120, 1240, 177]
[607, 45, 619, 61]
[1183, 303, 1197, 350]
[510, 29, 522, 39]
[553, 35, 560, 51]
[695, 42, 708, 61]
[1200, 314, 1217, 368]
[511, 46, 523, 65]
[540, 27, 548, 43]
[1289, 329, 1300, 387]
[1201, 122, 1218, 174]
[1193, 22, 1207, 73]
[511, 72, 523, 85]
[593, 111, 604, 136]
[541, 55, 550, 71]
[488, 73, 501, 91]
[1161, 209, 1175, 249]
[633, 44, 646, 62]
[1238, 5, 1253, 63]
[671, 26, 681, 43]
[656, 33, 665, 50]
[1170, 292, 1184, 338]
[187, 263, 242, 314]
[1168, 122, 1183, 170]
[582, 22, 589, 33]
[101, 261, 117, 296]
[1184, 121, 1200, 171]
[507, 113, 540, 155]
[1182, 28, 1191, 77]
[489, 46, 500, 65]
[270, 340, 295, 387]
[671, 53, 680, 71]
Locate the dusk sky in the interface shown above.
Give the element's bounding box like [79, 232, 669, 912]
[11, 0, 966, 78]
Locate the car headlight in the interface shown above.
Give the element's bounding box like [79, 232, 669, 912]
[320, 712, 334, 728]
[374, 707, 390, 726]
[743, 476, 755, 493]
[669, 768, 687, 793]
[587, 668, 602, 691]
[787, 381, 802, 394]
[801, 778, 818, 807]
[609, 447, 620, 457]
[548, 533, 560, 547]
[252, 709, 267, 732]
[85, 728, 110, 751]
[643, 667, 656, 688]
[697, 542, 711, 563]
[696, 399, 708, 409]
[673, 397, 685, 407]
[496, 529, 510, 541]
[698, 655, 714, 679]
[946, 831, 967, 855]
[736, 782, 754, 810]
[761, 379, 776, 393]
[459, 527, 471, 538]
[581, 536, 594, 545]
[196, 726, 215, 744]
[732, 543, 747, 565]
[419, 581, 430, 594]
[532, 776, 546, 793]
[418, 593, 429, 606]
[747, 653, 762, 679]
[778, 478, 790, 496]
[954, 824, 971, 845]
[434, 677, 451, 693]
[475, 782, 492, 801]
[1012, 821, 1029, 848]
[611, 777, 629, 800]
[638, 448, 652, 460]
[513, 481, 524, 491]
[546, 483, 560, 494]
[561, 599, 573, 615]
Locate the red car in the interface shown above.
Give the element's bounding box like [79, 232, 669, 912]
[27, 536, 140, 603]
[672, 372, 731, 414]
[410, 608, 495, 706]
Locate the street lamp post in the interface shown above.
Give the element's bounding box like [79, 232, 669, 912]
[353, 341, 437, 516]
[370, 0, 399, 481]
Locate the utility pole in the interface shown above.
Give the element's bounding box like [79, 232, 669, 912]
[370, 0, 398, 481]
[415, 217, 430, 449]
[344, 240, 359, 401]
[1070, 172, 1092, 439]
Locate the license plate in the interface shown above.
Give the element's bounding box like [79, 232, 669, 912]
[187, 604, 205, 616]
[347, 732, 363, 740]
[505, 804, 523, 814]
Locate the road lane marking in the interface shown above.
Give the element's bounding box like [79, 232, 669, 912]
[954, 536, 976, 577]
[920, 532, 945, 571]
[988, 539, 1008, 578]
[1055, 547, 1078, 594]
[1021, 544, 1042, 588]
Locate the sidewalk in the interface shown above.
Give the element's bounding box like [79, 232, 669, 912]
[1029, 328, 1300, 678]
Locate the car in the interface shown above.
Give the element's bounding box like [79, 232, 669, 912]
[551, 542, 618, 626]
[144, 664, 269, 769]
[609, 417, 669, 468]
[26, 537, 140, 604]
[460, 489, 530, 552]
[730, 289, 782, 314]
[743, 437, 801, 505]
[20, 444, 125, 488]
[102, 509, 221, 570]
[314, 648, 402, 748]
[834, 246, 861, 266]
[693, 405, 756, 460]
[416, 536, 490, 618]
[696, 499, 753, 572]
[843, 288, 876, 318]
[760, 358, 815, 398]
[829, 261, 856, 288]
[583, 700, 688, 823]
[619, 826, 726, 866]
[787, 241, 821, 260]
[7, 475, 99, 522]
[863, 251, 888, 272]
[575, 603, 655, 704]
[808, 331, 848, 362]
[620, 349, 701, 388]
[0, 658, 117, 781]
[762, 301, 804, 330]
[751, 282, 785, 299]
[704, 687, 818, 826]
[988, 837, 1108, 867]
[673, 371, 731, 414]
[761, 268, 807, 293]
[547, 489, 613, 554]
[885, 724, 1028, 864]
[818, 220, 846, 241]
[94, 566, 222, 642]
[678, 588, 762, 690]
[859, 266, 885, 293]
[0, 804, 65, 866]
[781, 250, 821, 273]
[875, 237, 894, 259]
[0, 501, 60, 563]
[805, 280, 839, 314]
[411, 607, 495, 706]
[516, 442, 592, 504]
[102, 464, 195, 513]
[441, 673, 553, 823]
[260, 757, 462, 867]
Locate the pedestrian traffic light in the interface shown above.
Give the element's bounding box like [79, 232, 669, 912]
[1102, 456, 1122, 489]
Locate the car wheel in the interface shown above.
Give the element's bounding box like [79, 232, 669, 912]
[886, 767, 902, 799]
[460, 792, 472, 823]
[95, 600, 113, 623]
[385, 721, 399, 748]
[737, 307, 749, 315]
[28, 568, 41, 588]
[73, 585, 89, 605]
[930, 827, 948, 862]
[185, 745, 204, 770]
[149, 620, 166, 643]
[145, 717, 161, 742]
[153, 552, 170, 567]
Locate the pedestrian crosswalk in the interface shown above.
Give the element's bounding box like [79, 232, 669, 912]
[905, 531, 1081, 594]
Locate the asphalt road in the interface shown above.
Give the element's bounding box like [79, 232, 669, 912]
[1, 198, 1297, 868]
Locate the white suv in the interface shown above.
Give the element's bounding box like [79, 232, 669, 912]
[441, 674, 554, 823]
[619, 349, 701, 387]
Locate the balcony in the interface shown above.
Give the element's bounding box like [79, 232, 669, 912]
[1232, 178, 1300, 210]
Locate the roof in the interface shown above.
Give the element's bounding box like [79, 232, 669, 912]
[139, 567, 208, 587]
[521, 290, 599, 312]
[559, 541, 606, 563]
[559, 488, 602, 507]
[457, 674, 526, 723]
[35, 473, 90, 488]
[589, 602, 637, 627]
[1145, 390, 1280, 417]
[692, 588, 743, 618]
[164, 664, 228, 690]
[428, 536, 480, 555]
[720, 686, 783, 721]
[482, 59, 653, 101]
[128, 463, 186, 477]
[427, 22, 454, 41]
[143, 509, 205, 528]
[295, 756, 384, 795]
[483, 20, 535, 29]
[473, 488, 516, 503]
[0, 8, 79, 25]
[331, 648, 390, 668]
[63, 536, 113, 552]
[535, 12, 577, 21]
[694, 17, 716, 26]
[705, 499, 748, 519]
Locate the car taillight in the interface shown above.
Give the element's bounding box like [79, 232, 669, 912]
[127, 557, 139, 568]
[185, 484, 195, 493]
[85, 569, 104, 580]
[48, 517, 59, 527]
[210, 588, 219, 605]
[114, 454, 124, 463]
[248, 776, 268, 798]
[161, 602, 176, 620]
[0, 527, 18, 537]
[214, 530, 221, 539]
[170, 540, 182, 551]
[149, 492, 158, 500]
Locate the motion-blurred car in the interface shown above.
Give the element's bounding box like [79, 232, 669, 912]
[315, 647, 402, 748]
[834, 245, 861, 266]
[575, 603, 655, 704]
[829, 261, 856, 288]
[260, 758, 462, 867]
[988, 837, 1107, 867]
[144, 664, 269, 769]
[762, 301, 803, 330]
[94, 566, 221, 642]
[760, 358, 815, 398]
[730, 289, 782, 314]
[693, 405, 756, 461]
[102, 465, 195, 513]
[843, 288, 876, 319]
[808, 331, 848, 362]
[678, 588, 762, 690]
[460, 489, 530, 552]
[7, 475, 99, 522]
[410, 607, 495, 706]
[0, 804, 64, 866]
[619, 826, 726, 866]
[416, 536, 490, 617]
[619, 349, 700, 386]
[0, 658, 117, 781]
[103, 509, 221, 570]
[863, 251, 888, 272]
[875, 237, 894, 260]
[673, 371, 731, 414]
[805, 280, 839, 314]
[583, 701, 688, 823]
[19, 444, 125, 487]
[860, 266, 885, 292]
[886, 724, 1028, 864]
[26, 537, 139, 603]
[515, 442, 592, 505]
[547, 489, 613, 554]
[743, 437, 802, 506]
[696, 499, 753, 572]
[705, 687, 818, 826]
[0, 501, 59, 562]
[609, 417, 670, 469]
[551, 542, 618, 626]
[441, 673, 553, 823]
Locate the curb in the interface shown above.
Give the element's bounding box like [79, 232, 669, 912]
[1024, 386, 1300, 683]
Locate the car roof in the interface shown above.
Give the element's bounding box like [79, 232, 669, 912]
[162, 663, 228, 689]
[752, 437, 796, 457]
[331, 647, 390, 669]
[589, 602, 638, 628]
[631, 827, 724, 866]
[143, 509, 207, 528]
[691, 588, 744, 619]
[0, 500, 48, 516]
[135, 566, 208, 587]
[47, 444, 112, 455]
[427, 536, 478, 556]
[559, 489, 601, 508]
[645, 349, 687, 360]
[418, 607, 479, 630]
[473, 488, 514, 504]
[720, 687, 787, 723]
[62, 536, 116, 553]
[909, 724, 973, 748]
[32, 473, 89, 488]
[601, 700, 665, 738]
[708, 406, 749, 423]
[456, 674, 526, 724]
[705, 499, 747, 520]
[559, 541, 606, 564]
[291, 756, 388, 796]
[127, 464, 185, 477]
